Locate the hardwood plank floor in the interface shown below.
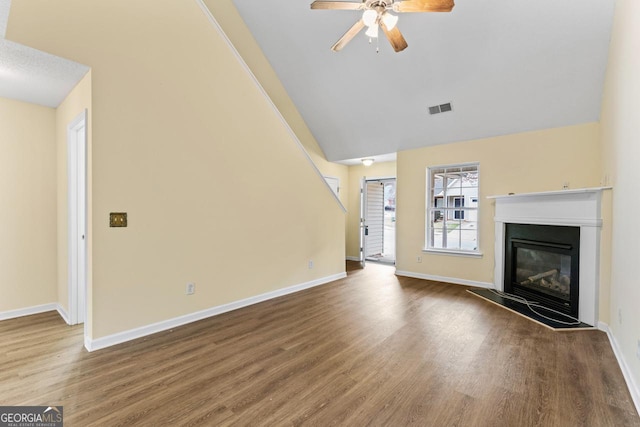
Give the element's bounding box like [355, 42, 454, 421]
[1, 261, 638, 426]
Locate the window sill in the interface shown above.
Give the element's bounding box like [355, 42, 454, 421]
[422, 248, 484, 258]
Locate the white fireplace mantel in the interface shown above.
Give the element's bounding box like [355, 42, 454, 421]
[488, 187, 611, 326]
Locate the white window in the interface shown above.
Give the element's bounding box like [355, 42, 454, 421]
[425, 163, 480, 255]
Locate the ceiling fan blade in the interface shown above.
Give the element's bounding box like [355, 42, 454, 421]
[331, 19, 366, 51]
[394, 0, 455, 13]
[381, 22, 408, 52]
[311, 1, 365, 10]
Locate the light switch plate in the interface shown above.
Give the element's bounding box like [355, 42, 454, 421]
[110, 212, 127, 227]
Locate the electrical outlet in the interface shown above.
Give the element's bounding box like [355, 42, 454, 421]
[308, 260, 314, 269]
[186, 283, 195, 295]
[562, 182, 570, 190]
[417, 256, 422, 263]
[619, 308, 622, 324]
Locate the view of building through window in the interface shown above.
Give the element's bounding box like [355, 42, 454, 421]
[426, 164, 479, 252]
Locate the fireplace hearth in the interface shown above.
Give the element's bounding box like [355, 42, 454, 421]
[504, 224, 580, 318]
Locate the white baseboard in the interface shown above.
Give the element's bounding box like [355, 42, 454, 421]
[395, 270, 494, 289]
[598, 321, 640, 416]
[56, 304, 70, 325]
[346, 256, 361, 262]
[86, 272, 347, 352]
[0, 303, 58, 321]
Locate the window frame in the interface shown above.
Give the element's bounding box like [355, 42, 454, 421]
[424, 162, 482, 257]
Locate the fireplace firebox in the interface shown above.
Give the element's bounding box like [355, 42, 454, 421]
[504, 223, 580, 318]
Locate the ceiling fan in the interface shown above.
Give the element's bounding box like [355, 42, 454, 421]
[310, 0, 454, 53]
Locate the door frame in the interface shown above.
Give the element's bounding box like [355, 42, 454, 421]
[359, 177, 366, 265]
[67, 110, 87, 326]
[361, 176, 397, 265]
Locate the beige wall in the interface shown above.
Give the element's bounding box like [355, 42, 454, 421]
[600, 0, 640, 392]
[396, 123, 602, 285]
[8, 1, 345, 339]
[54, 71, 92, 319]
[204, 0, 349, 209]
[346, 161, 397, 259]
[0, 97, 57, 313]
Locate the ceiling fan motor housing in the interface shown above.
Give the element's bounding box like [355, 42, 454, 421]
[365, 0, 394, 10]
[311, 0, 454, 52]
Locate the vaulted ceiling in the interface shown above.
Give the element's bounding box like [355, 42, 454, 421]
[232, 0, 615, 162]
[0, 0, 615, 164]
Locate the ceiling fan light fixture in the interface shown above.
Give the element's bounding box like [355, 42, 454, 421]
[382, 12, 398, 30]
[362, 9, 378, 27]
[365, 24, 379, 38]
[362, 158, 375, 167]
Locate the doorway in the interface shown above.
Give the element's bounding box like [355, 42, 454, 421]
[67, 110, 87, 325]
[362, 178, 396, 264]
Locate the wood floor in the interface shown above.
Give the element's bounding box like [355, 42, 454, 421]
[1, 262, 638, 426]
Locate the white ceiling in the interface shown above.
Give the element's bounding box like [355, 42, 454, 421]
[0, 0, 88, 108]
[232, 0, 615, 162]
[0, 0, 615, 161]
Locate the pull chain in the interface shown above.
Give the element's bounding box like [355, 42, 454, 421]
[368, 37, 380, 53]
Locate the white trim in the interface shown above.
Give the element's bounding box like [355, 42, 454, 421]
[194, 0, 346, 214]
[494, 216, 602, 227]
[85, 272, 347, 352]
[422, 248, 484, 258]
[487, 186, 612, 200]
[67, 109, 88, 327]
[395, 270, 493, 289]
[0, 303, 58, 321]
[365, 175, 396, 181]
[346, 256, 361, 261]
[56, 304, 70, 325]
[598, 322, 640, 416]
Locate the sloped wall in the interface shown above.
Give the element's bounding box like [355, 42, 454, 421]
[204, 0, 349, 208]
[7, 0, 345, 339]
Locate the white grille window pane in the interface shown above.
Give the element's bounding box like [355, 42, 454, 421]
[425, 163, 480, 255]
[445, 229, 462, 250]
[460, 230, 478, 251]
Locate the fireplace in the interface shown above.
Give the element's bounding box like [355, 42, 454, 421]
[490, 187, 610, 326]
[504, 223, 580, 318]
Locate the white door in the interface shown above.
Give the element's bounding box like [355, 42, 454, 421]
[67, 110, 87, 325]
[323, 176, 339, 198]
[365, 181, 384, 259]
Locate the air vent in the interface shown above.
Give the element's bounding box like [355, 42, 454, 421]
[428, 106, 440, 115]
[439, 103, 452, 112]
[428, 102, 453, 115]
